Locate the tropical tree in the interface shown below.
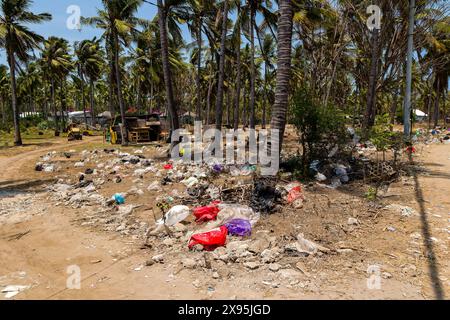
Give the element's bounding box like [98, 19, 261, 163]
[270, 0, 293, 152]
[157, 0, 183, 137]
[0, 0, 51, 145]
[40, 37, 72, 133]
[84, 0, 143, 145]
[75, 38, 104, 126]
[214, 0, 229, 130]
[0, 64, 9, 128]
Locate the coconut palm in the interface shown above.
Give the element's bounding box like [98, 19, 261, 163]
[75, 38, 104, 126]
[214, 0, 229, 130]
[83, 0, 143, 145]
[40, 37, 72, 133]
[157, 0, 186, 136]
[0, 65, 9, 127]
[0, 0, 51, 145]
[270, 0, 293, 152]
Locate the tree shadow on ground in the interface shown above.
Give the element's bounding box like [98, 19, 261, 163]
[0, 142, 55, 150]
[0, 178, 55, 198]
[411, 156, 445, 300]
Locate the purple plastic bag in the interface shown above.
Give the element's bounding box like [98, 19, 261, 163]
[212, 164, 223, 173]
[225, 219, 252, 237]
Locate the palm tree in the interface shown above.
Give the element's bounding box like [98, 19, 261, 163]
[232, 0, 242, 130]
[214, 0, 229, 130]
[259, 33, 276, 129]
[0, 65, 9, 128]
[84, 0, 143, 145]
[270, 0, 293, 152]
[0, 0, 51, 145]
[187, 0, 213, 121]
[157, 0, 182, 137]
[75, 38, 103, 127]
[40, 37, 72, 133]
[243, 0, 275, 129]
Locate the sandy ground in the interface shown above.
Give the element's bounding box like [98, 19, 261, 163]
[0, 136, 448, 300]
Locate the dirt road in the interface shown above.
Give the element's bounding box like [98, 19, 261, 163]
[0, 138, 448, 299]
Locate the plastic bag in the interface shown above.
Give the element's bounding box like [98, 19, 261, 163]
[188, 226, 228, 251]
[225, 219, 252, 237]
[163, 163, 173, 170]
[193, 201, 220, 222]
[217, 204, 260, 226]
[287, 186, 303, 203]
[181, 176, 199, 187]
[156, 205, 190, 226]
[113, 193, 125, 205]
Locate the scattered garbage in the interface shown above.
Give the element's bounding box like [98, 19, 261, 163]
[2, 285, 30, 299]
[74, 161, 85, 168]
[315, 172, 327, 182]
[188, 226, 228, 251]
[193, 201, 220, 222]
[251, 179, 283, 213]
[212, 164, 223, 173]
[181, 176, 199, 188]
[163, 163, 173, 170]
[225, 219, 252, 237]
[157, 205, 190, 226]
[113, 193, 125, 205]
[385, 204, 417, 217]
[286, 184, 303, 203]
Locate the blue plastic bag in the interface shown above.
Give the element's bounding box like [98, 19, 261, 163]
[113, 193, 125, 205]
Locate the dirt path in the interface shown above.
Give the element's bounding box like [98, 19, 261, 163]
[0, 140, 448, 300]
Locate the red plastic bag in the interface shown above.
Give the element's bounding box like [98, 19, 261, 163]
[193, 201, 221, 222]
[287, 186, 303, 203]
[163, 163, 173, 170]
[188, 226, 228, 251]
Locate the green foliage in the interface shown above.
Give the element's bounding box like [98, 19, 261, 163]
[369, 114, 402, 152]
[291, 88, 347, 174]
[365, 186, 377, 201]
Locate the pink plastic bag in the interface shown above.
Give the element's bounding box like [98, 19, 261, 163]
[193, 201, 221, 222]
[188, 226, 228, 251]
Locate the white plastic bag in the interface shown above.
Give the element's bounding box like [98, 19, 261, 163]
[156, 205, 190, 226]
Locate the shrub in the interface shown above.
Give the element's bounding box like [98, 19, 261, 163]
[291, 88, 347, 175]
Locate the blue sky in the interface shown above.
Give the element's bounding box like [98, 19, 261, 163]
[0, 0, 192, 64]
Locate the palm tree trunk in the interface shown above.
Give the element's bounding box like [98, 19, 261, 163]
[51, 78, 58, 134]
[1, 97, 6, 128]
[80, 71, 88, 127]
[433, 76, 440, 128]
[249, 5, 256, 129]
[270, 0, 293, 152]
[233, 2, 241, 131]
[404, 0, 415, 139]
[7, 47, 22, 146]
[242, 84, 247, 128]
[90, 79, 96, 126]
[113, 31, 128, 146]
[364, 28, 380, 134]
[157, 0, 180, 138]
[107, 37, 115, 116]
[206, 76, 213, 125]
[214, 0, 229, 130]
[226, 87, 231, 126]
[196, 20, 202, 121]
